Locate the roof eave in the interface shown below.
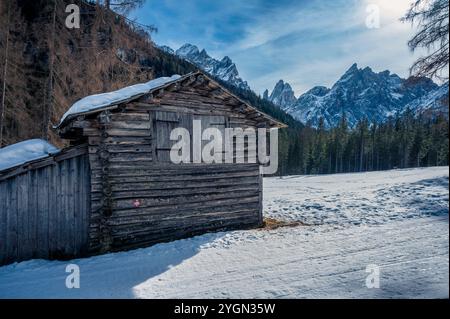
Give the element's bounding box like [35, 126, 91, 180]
[56, 71, 287, 133]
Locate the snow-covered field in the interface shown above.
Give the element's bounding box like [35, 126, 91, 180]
[0, 167, 448, 298]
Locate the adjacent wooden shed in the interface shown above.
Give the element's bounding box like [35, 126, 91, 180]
[0, 71, 285, 265]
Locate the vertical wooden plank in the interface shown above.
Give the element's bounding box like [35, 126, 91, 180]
[16, 175, 23, 261]
[48, 162, 57, 258]
[81, 153, 90, 255]
[72, 157, 79, 255]
[0, 181, 7, 264]
[77, 156, 83, 255]
[17, 173, 31, 261]
[61, 159, 69, 256]
[28, 170, 38, 259]
[37, 167, 49, 258]
[69, 157, 81, 256]
[79, 155, 87, 256]
[25, 171, 33, 260]
[65, 158, 74, 257]
[6, 178, 18, 264]
[77, 155, 85, 255]
[83, 156, 92, 252]
[55, 160, 64, 257]
[71, 158, 77, 256]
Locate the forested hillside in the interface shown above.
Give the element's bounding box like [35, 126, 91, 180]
[221, 76, 448, 175]
[0, 0, 196, 147]
[0, 0, 447, 175]
[284, 113, 448, 175]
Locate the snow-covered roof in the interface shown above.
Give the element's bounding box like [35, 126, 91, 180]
[56, 71, 287, 132]
[57, 74, 182, 127]
[0, 139, 60, 172]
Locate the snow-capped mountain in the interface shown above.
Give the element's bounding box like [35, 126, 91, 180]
[264, 80, 297, 109]
[264, 63, 446, 128]
[402, 82, 449, 118]
[157, 44, 448, 128]
[158, 45, 175, 55]
[160, 43, 251, 91]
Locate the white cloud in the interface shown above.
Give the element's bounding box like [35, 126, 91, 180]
[141, 0, 436, 96]
[228, 0, 424, 95]
[234, 1, 364, 51]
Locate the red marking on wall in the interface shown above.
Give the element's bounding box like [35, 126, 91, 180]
[133, 199, 141, 208]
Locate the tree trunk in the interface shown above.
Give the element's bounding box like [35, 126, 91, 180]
[43, 0, 57, 140]
[334, 151, 337, 173]
[0, 0, 11, 147]
[328, 150, 332, 173]
[359, 139, 364, 172]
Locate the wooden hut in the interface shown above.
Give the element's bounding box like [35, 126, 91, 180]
[0, 71, 286, 265]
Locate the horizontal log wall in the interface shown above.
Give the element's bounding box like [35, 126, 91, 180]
[81, 88, 264, 254]
[98, 163, 261, 251]
[0, 151, 91, 265]
[85, 111, 155, 253]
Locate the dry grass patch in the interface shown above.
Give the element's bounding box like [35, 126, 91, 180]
[260, 218, 308, 230]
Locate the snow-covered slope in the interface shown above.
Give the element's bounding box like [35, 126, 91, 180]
[0, 167, 448, 298]
[264, 64, 446, 128]
[161, 43, 251, 91]
[157, 45, 175, 55]
[401, 82, 449, 118]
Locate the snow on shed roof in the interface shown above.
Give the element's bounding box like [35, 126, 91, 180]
[56, 71, 287, 131]
[0, 139, 60, 172]
[57, 74, 181, 127]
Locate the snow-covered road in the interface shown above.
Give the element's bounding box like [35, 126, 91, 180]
[0, 167, 448, 298]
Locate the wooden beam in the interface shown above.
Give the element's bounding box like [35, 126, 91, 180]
[166, 82, 181, 92]
[207, 88, 223, 97]
[181, 75, 197, 87]
[155, 88, 165, 98]
[193, 74, 207, 87]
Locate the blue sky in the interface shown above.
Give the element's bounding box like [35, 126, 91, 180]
[131, 0, 423, 96]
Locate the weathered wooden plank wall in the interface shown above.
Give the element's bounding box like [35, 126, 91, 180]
[103, 162, 261, 251]
[80, 87, 264, 254]
[0, 152, 91, 265]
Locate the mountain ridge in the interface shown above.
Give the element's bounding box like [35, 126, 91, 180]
[159, 43, 448, 128]
[160, 43, 251, 91]
[264, 63, 448, 127]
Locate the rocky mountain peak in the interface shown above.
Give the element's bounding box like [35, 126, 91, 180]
[158, 45, 175, 55]
[263, 79, 297, 109]
[199, 48, 209, 59]
[155, 45, 447, 129]
[307, 86, 330, 97]
[221, 56, 233, 66]
[176, 43, 199, 57]
[283, 64, 444, 128]
[172, 43, 250, 91]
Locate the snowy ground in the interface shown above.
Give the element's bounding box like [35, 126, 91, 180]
[0, 167, 448, 298]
